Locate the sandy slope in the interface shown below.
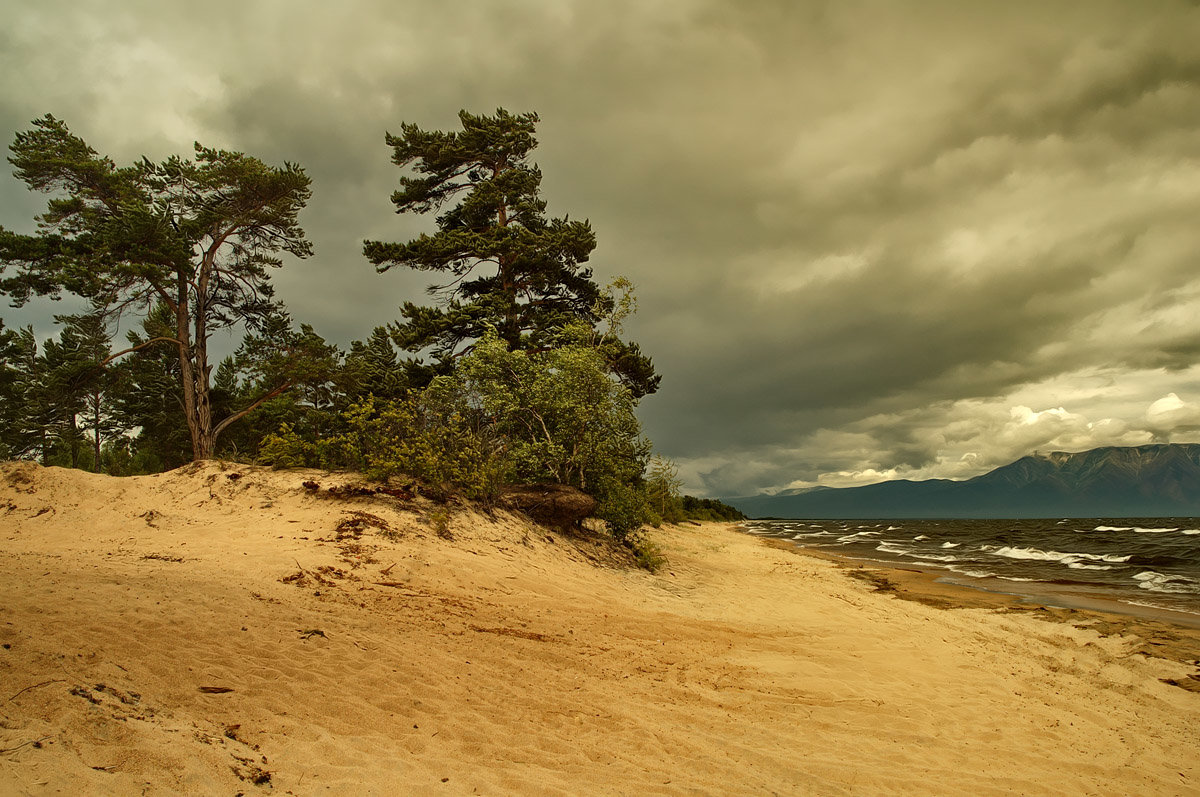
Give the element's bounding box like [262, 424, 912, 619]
[1, 461, 1197, 796]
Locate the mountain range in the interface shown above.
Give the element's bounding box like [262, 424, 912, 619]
[725, 444, 1200, 519]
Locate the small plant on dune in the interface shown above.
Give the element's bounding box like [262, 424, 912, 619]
[627, 532, 667, 572]
[426, 507, 453, 540]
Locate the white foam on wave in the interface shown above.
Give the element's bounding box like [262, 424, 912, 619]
[941, 542, 960, 548]
[982, 545, 1131, 565]
[874, 541, 959, 563]
[946, 564, 1043, 581]
[909, 552, 959, 562]
[886, 525, 901, 531]
[1067, 562, 1113, 571]
[1182, 529, 1200, 535]
[947, 565, 998, 579]
[1133, 571, 1200, 594]
[1092, 525, 1178, 534]
[1122, 598, 1200, 617]
[837, 530, 881, 542]
[913, 535, 929, 541]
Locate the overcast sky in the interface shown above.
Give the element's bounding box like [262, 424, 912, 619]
[4, 1, 1200, 496]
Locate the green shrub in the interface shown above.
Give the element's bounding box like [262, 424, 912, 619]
[592, 477, 654, 542]
[626, 532, 667, 572]
[446, 330, 652, 535]
[258, 424, 318, 468]
[339, 395, 507, 500]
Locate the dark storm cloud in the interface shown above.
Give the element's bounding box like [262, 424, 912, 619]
[4, 0, 1200, 495]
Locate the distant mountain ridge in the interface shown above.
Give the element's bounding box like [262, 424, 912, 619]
[726, 444, 1200, 519]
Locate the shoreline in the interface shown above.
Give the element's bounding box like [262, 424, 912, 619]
[738, 517, 1200, 627]
[768, 540, 1200, 685]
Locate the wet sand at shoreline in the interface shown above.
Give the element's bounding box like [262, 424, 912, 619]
[783, 543, 1200, 684]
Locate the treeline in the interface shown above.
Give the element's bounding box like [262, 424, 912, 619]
[643, 457, 745, 523]
[0, 109, 731, 542]
[678, 496, 746, 522]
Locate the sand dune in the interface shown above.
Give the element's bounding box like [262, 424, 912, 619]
[1, 461, 1197, 795]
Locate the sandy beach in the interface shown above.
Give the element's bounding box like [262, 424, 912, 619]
[2, 461, 1198, 795]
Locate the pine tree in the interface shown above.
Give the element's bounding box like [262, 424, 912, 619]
[107, 306, 192, 471]
[340, 327, 422, 403]
[40, 313, 123, 470]
[0, 321, 37, 459]
[0, 115, 314, 460]
[363, 109, 659, 397]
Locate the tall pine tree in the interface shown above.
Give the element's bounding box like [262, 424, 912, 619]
[0, 115, 314, 460]
[363, 109, 659, 397]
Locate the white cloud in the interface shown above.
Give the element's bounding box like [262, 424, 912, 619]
[1146, 392, 1200, 440]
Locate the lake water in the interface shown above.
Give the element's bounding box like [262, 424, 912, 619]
[740, 518, 1200, 622]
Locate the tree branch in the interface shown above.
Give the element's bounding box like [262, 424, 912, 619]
[99, 336, 180, 367]
[211, 380, 293, 440]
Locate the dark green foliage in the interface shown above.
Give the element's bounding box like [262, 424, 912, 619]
[339, 326, 427, 402]
[364, 108, 659, 398]
[679, 495, 746, 522]
[0, 323, 41, 460]
[260, 326, 656, 538]
[0, 115, 314, 460]
[0, 313, 126, 468]
[107, 307, 191, 471]
[258, 394, 507, 501]
[592, 477, 655, 542]
[0, 321, 20, 457]
[42, 312, 124, 469]
[442, 329, 652, 535]
[216, 315, 342, 456]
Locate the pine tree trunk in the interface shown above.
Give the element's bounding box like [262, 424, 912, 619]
[194, 378, 215, 459]
[175, 274, 214, 461]
[90, 389, 102, 472]
[67, 415, 79, 469]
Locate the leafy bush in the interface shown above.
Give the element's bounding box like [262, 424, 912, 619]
[257, 423, 317, 468]
[592, 477, 654, 542]
[338, 395, 508, 500]
[627, 531, 667, 572]
[444, 330, 652, 536]
[258, 395, 507, 501]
